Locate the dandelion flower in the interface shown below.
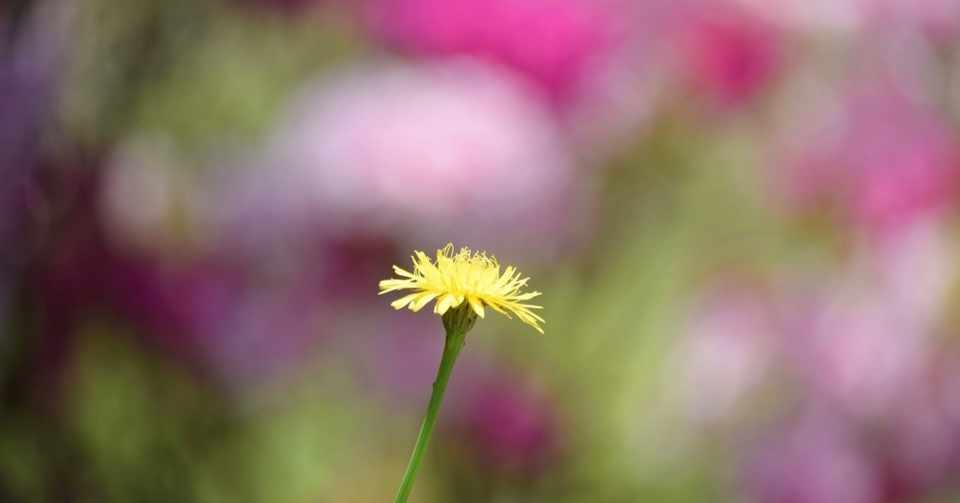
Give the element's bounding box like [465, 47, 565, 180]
[382, 244, 545, 502]
[379, 244, 544, 333]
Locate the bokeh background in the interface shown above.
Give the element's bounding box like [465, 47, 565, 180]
[4, 0, 960, 501]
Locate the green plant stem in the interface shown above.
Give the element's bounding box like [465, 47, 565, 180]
[393, 327, 466, 503]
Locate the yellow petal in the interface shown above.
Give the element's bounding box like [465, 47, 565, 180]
[378, 278, 416, 294]
[409, 291, 440, 312]
[467, 296, 485, 318]
[511, 291, 542, 301]
[392, 265, 415, 278]
[434, 293, 459, 315]
[390, 292, 422, 310]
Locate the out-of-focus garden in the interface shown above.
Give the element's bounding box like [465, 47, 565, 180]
[4, 0, 960, 501]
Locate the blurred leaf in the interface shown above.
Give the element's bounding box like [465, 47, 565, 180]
[66, 322, 226, 501]
[62, 0, 362, 153]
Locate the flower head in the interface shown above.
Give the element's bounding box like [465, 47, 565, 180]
[379, 244, 544, 333]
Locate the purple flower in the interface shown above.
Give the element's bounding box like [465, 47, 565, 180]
[743, 411, 881, 503]
[452, 370, 560, 476]
[0, 3, 67, 285]
[95, 253, 329, 385]
[231, 0, 329, 15]
[37, 159, 335, 387]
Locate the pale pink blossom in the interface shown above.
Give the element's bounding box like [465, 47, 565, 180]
[237, 60, 578, 256]
[673, 280, 780, 424]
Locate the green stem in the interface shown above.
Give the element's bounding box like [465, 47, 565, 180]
[393, 327, 466, 503]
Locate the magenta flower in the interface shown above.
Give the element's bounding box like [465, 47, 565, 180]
[878, 358, 960, 501]
[435, 367, 562, 478]
[462, 379, 558, 474]
[674, 6, 784, 107]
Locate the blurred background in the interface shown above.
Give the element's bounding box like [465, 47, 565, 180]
[3, 0, 960, 501]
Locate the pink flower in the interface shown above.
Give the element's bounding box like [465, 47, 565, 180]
[862, 0, 960, 41]
[868, 221, 955, 325]
[799, 296, 929, 419]
[737, 0, 959, 40]
[730, 0, 863, 34]
[360, 0, 628, 110]
[778, 85, 960, 236]
[784, 226, 953, 420]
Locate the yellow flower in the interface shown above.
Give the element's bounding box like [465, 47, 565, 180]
[379, 244, 545, 333]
